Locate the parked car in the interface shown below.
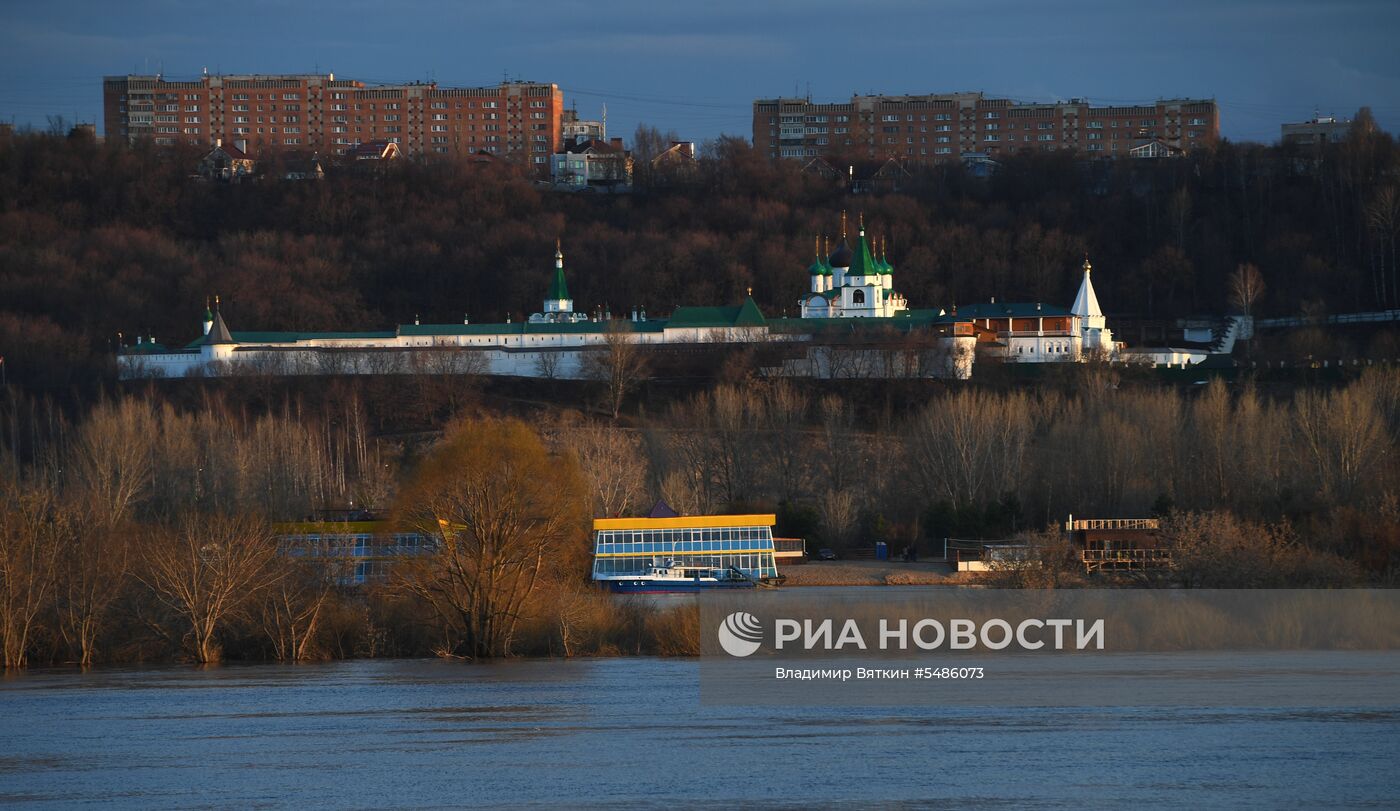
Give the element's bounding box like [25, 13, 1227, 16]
[816, 548, 839, 561]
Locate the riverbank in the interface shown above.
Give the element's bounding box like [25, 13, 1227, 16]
[781, 560, 957, 586]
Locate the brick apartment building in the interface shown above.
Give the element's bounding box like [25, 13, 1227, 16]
[753, 92, 1219, 162]
[103, 74, 563, 171]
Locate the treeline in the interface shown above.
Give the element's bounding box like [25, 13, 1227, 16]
[1, 114, 1398, 396]
[2, 368, 1398, 667]
[0, 399, 694, 667]
[583, 369, 1400, 574]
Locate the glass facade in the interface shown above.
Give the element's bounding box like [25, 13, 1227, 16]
[277, 529, 436, 585]
[592, 524, 778, 579]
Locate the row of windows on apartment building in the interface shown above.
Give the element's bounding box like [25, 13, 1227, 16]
[131, 98, 548, 114]
[156, 134, 547, 160]
[775, 113, 1209, 127]
[775, 140, 1170, 157]
[775, 119, 1208, 137]
[144, 90, 550, 106]
[774, 129, 1205, 148]
[134, 106, 548, 125]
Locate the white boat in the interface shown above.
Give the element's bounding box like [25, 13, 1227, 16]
[595, 560, 758, 593]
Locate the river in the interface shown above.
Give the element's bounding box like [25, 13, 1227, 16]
[2, 658, 1397, 808]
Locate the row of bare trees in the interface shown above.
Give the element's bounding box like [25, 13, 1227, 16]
[0, 389, 684, 666]
[0, 392, 389, 667]
[4, 367, 1398, 666]
[551, 370, 1399, 570]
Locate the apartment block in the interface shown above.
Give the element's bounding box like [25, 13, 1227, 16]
[1281, 115, 1352, 148]
[753, 92, 1219, 162]
[103, 74, 563, 171]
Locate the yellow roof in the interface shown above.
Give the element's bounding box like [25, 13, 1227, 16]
[592, 514, 776, 531]
[272, 521, 388, 533]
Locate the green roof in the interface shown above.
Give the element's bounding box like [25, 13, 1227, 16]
[547, 263, 570, 301]
[401, 320, 666, 337]
[185, 330, 396, 348]
[666, 298, 766, 328]
[846, 231, 880, 279]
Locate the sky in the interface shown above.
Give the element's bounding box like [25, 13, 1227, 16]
[1, 0, 1397, 144]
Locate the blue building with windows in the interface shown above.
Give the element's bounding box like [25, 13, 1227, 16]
[591, 509, 780, 583]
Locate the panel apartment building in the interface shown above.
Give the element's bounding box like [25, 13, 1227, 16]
[103, 74, 563, 169]
[753, 92, 1219, 162]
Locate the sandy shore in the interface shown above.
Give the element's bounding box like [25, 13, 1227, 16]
[780, 559, 957, 587]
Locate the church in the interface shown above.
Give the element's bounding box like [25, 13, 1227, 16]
[799, 214, 908, 319]
[957, 257, 1119, 362]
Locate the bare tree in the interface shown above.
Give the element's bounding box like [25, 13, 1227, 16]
[708, 386, 762, 505]
[69, 398, 156, 527]
[1229, 263, 1266, 316]
[758, 382, 813, 503]
[536, 349, 562, 380]
[56, 516, 132, 667]
[631, 123, 680, 165]
[568, 422, 649, 517]
[258, 557, 335, 662]
[903, 390, 1033, 509]
[818, 487, 858, 546]
[0, 475, 65, 668]
[818, 394, 857, 492]
[1367, 185, 1399, 307]
[1292, 386, 1387, 505]
[137, 512, 283, 663]
[584, 322, 650, 419]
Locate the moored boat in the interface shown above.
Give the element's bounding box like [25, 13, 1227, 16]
[596, 561, 758, 593]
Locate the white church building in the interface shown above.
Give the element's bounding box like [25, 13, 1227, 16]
[799, 215, 908, 319]
[956, 258, 1122, 362]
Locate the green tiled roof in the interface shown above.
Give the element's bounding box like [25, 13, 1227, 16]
[401, 320, 666, 337]
[184, 330, 396, 349]
[666, 298, 766, 328]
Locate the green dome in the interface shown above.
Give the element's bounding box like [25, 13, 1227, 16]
[807, 256, 831, 276]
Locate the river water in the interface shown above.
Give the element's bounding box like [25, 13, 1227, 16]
[2, 657, 1398, 808]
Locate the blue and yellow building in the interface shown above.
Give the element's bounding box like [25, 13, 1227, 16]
[591, 511, 780, 583]
[274, 518, 434, 585]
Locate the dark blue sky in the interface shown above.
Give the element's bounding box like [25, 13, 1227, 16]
[2, 0, 1397, 144]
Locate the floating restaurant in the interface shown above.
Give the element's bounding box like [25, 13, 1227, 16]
[591, 502, 781, 592]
